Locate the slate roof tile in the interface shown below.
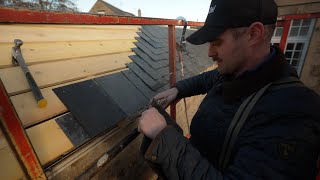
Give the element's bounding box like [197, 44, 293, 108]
[129, 55, 165, 79]
[134, 38, 167, 55]
[122, 70, 156, 99]
[53, 80, 127, 138]
[54, 25, 214, 146]
[136, 32, 163, 49]
[127, 62, 165, 91]
[95, 72, 149, 116]
[55, 113, 90, 147]
[131, 49, 168, 69]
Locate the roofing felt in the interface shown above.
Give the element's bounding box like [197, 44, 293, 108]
[54, 25, 214, 148]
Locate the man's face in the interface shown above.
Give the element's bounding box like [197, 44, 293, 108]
[208, 29, 248, 76]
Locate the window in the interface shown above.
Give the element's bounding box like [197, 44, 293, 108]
[97, 10, 106, 14]
[284, 43, 304, 70]
[274, 27, 283, 37]
[271, 19, 315, 76]
[289, 19, 312, 37]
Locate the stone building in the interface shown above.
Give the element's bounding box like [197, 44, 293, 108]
[273, 0, 320, 94]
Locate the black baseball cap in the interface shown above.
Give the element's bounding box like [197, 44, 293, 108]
[186, 0, 278, 45]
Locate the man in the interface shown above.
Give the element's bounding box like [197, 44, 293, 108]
[138, 0, 320, 179]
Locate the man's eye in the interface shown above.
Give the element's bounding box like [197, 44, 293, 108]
[211, 39, 222, 46]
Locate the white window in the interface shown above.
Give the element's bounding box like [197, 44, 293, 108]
[271, 19, 316, 76]
[97, 10, 106, 14]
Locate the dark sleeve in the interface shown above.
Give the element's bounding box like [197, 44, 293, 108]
[144, 115, 320, 180]
[175, 70, 220, 99]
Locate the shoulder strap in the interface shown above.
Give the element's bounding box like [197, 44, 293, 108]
[218, 77, 302, 170]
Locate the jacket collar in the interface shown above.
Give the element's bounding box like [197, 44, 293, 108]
[221, 46, 298, 103]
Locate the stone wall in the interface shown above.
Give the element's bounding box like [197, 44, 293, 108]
[300, 19, 320, 94]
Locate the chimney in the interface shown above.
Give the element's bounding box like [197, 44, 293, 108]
[138, 9, 141, 17]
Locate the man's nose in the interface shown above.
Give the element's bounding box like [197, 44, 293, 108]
[208, 44, 218, 57]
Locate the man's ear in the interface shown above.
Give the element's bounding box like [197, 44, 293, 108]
[247, 22, 265, 46]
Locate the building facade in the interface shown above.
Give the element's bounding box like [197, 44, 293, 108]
[273, 0, 320, 94]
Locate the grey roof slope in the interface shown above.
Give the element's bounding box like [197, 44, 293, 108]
[125, 25, 214, 98]
[53, 25, 214, 151]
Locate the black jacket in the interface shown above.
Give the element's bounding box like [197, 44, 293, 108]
[143, 47, 320, 179]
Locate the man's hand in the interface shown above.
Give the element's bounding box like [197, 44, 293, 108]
[152, 87, 179, 108]
[138, 108, 167, 139]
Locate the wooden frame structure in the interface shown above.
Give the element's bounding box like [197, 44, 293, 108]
[0, 7, 319, 179]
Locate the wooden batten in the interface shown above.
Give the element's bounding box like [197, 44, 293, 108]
[11, 68, 130, 128]
[0, 25, 139, 43]
[26, 117, 74, 165]
[46, 119, 139, 179]
[0, 52, 134, 96]
[0, 129, 26, 179]
[0, 129, 6, 150]
[0, 23, 140, 177]
[0, 40, 136, 68]
[0, 147, 26, 179]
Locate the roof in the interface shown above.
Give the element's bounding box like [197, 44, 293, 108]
[52, 25, 214, 149]
[128, 25, 214, 97]
[89, 0, 135, 16]
[0, 22, 214, 171]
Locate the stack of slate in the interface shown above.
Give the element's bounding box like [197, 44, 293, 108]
[53, 25, 213, 148]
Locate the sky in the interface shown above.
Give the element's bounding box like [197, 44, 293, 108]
[76, 0, 211, 22]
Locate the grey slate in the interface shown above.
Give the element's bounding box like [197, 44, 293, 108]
[129, 55, 165, 79]
[53, 80, 126, 137]
[137, 41, 168, 61]
[55, 113, 90, 147]
[140, 28, 168, 45]
[127, 62, 165, 91]
[122, 70, 156, 99]
[137, 32, 163, 49]
[135, 38, 167, 55]
[95, 72, 149, 116]
[131, 48, 167, 69]
[143, 26, 164, 39]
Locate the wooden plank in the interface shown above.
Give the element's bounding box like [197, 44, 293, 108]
[92, 135, 157, 180]
[0, 147, 26, 179]
[10, 86, 67, 128]
[10, 69, 129, 128]
[0, 25, 139, 43]
[0, 52, 134, 96]
[46, 119, 139, 179]
[0, 40, 136, 68]
[26, 118, 74, 165]
[0, 129, 7, 150]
